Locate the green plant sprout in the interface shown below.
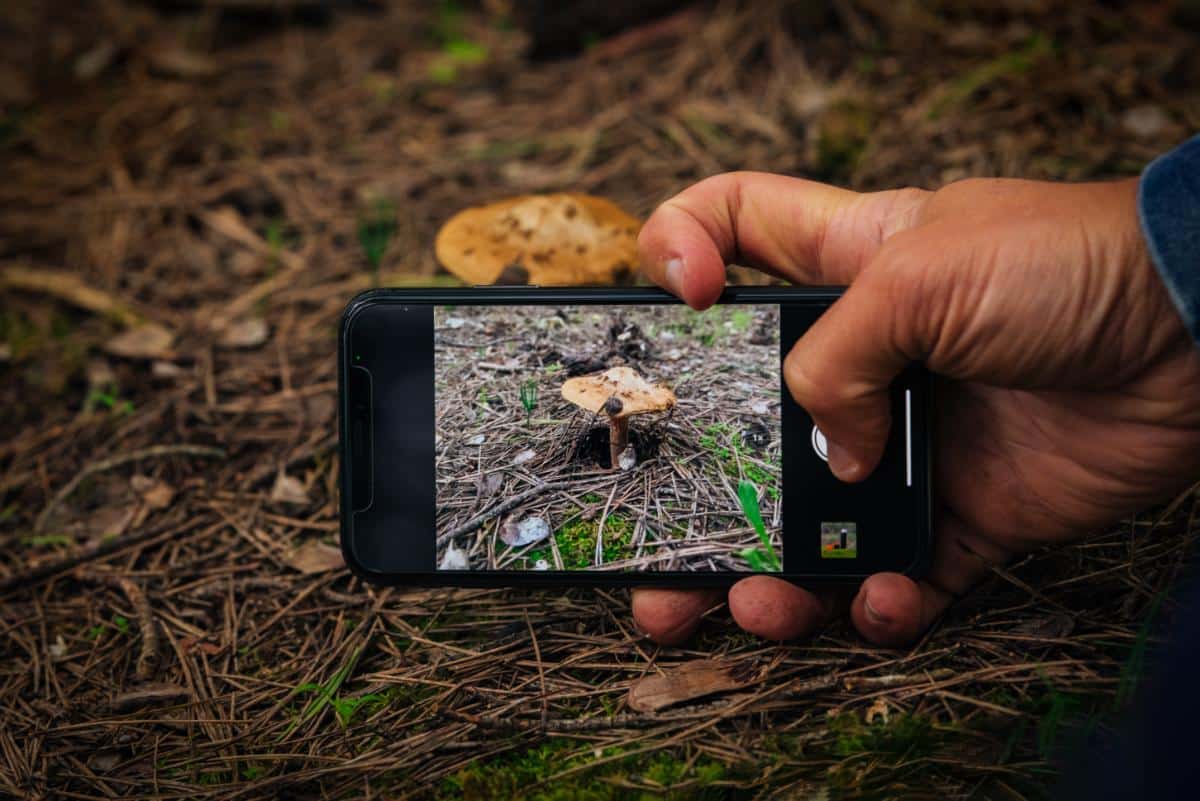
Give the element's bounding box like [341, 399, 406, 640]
[285, 647, 362, 737]
[737, 480, 781, 572]
[519, 378, 537, 423]
[86, 388, 134, 417]
[357, 200, 397, 287]
[428, 0, 489, 84]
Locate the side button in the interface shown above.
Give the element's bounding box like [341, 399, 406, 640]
[811, 425, 828, 461]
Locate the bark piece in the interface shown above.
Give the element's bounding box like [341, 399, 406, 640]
[627, 659, 755, 713]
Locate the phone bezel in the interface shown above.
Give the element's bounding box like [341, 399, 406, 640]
[339, 286, 932, 587]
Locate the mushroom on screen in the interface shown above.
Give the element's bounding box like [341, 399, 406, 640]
[433, 193, 641, 286]
[560, 366, 676, 470]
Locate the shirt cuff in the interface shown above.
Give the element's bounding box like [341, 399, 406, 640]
[1138, 135, 1200, 347]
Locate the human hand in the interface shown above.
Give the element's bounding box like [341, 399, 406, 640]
[633, 172, 1200, 646]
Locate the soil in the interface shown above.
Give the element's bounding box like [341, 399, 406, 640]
[1, 1, 1198, 799]
[434, 304, 782, 572]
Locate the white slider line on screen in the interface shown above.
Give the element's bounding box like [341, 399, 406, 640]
[905, 389, 912, 488]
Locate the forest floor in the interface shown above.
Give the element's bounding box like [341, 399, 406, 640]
[433, 304, 782, 573]
[1, 1, 1199, 799]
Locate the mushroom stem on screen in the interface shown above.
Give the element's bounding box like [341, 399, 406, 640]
[604, 396, 628, 469]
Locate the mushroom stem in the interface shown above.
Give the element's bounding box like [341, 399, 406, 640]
[608, 416, 629, 470]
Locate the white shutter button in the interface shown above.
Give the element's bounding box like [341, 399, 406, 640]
[811, 425, 828, 461]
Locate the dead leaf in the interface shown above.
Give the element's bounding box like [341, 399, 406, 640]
[152, 360, 184, 378]
[144, 44, 217, 79]
[104, 322, 174, 360]
[86, 750, 122, 772]
[229, 251, 263, 277]
[512, 449, 537, 466]
[130, 475, 174, 510]
[1008, 612, 1075, 639]
[88, 506, 135, 541]
[477, 472, 503, 497]
[499, 516, 551, 547]
[627, 659, 754, 713]
[287, 540, 345, 574]
[217, 318, 269, 349]
[179, 636, 223, 656]
[270, 472, 309, 506]
[75, 40, 117, 80]
[865, 698, 891, 725]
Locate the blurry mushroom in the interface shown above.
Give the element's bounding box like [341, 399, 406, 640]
[561, 366, 676, 469]
[439, 543, 470, 571]
[434, 194, 641, 285]
[617, 444, 637, 471]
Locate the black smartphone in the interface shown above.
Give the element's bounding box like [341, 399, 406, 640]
[339, 287, 931, 587]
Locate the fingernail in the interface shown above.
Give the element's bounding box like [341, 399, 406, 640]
[826, 440, 861, 481]
[864, 595, 888, 625]
[664, 257, 685, 295]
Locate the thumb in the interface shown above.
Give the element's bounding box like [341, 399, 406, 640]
[784, 240, 929, 481]
[637, 171, 930, 309]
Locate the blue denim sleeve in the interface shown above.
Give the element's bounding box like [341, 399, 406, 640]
[1138, 135, 1200, 347]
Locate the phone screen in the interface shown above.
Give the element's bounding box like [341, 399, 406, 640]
[341, 289, 929, 585]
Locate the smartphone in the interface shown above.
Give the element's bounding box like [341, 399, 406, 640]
[339, 287, 931, 587]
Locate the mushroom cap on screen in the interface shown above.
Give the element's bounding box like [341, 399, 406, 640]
[561, 366, 676, 418]
[434, 194, 640, 285]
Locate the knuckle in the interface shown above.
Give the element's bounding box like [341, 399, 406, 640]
[783, 347, 841, 417]
[860, 238, 940, 356]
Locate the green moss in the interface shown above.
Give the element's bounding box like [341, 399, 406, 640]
[437, 739, 730, 801]
[829, 711, 937, 760]
[522, 515, 636, 569]
[196, 770, 226, 786]
[822, 711, 949, 797]
[699, 423, 779, 500]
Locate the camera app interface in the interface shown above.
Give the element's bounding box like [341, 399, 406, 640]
[434, 304, 784, 572]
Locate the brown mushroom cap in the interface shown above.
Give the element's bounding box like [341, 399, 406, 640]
[561, 366, 676, 417]
[434, 194, 641, 286]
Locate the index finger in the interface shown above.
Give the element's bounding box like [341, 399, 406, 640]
[637, 171, 928, 308]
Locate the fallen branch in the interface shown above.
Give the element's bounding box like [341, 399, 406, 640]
[454, 668, 958, 733]
[35, 444, 225, 533]
[0, 519, 193, 595]
[2, 263, 143, 328]
[109, 683, 190, 713]
[76, 570, 160, 680]
[437, 480, 580, 546]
